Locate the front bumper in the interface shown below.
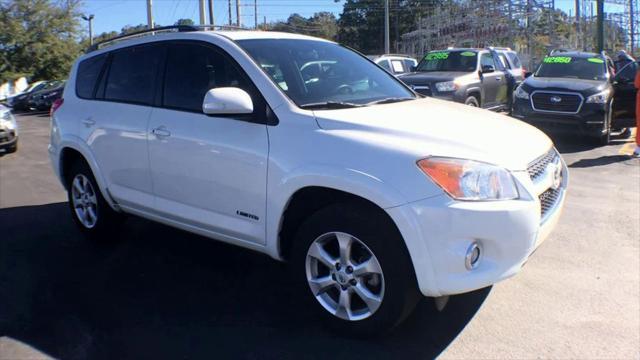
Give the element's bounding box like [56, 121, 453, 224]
[512, 98, 607, 137]
[387, 158, 568, 297]
[0, 130, 17, 150]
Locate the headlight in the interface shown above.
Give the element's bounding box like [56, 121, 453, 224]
[586, 89, 610, 104]
[0, 111, 17, 130]
[514, 86, 529, 99]
[417, 157, 519, 201]
[435, 81, 457, 92]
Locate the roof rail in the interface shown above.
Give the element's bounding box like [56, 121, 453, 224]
[86, 24, 245, 53]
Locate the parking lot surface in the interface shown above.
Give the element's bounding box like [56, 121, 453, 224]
[1, 113, 639, 359]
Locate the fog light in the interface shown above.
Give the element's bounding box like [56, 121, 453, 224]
[465, 242, 481, 270]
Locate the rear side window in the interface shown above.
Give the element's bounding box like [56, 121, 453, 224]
[163, 43, 248, 112]
[105, 45, 163, 105]
[391, 60, 405, 73]
[76, 54, 107, 99]
[377, 60, 391, 71]
[507, 52, 522, 69]
[403, 59, 416, 71]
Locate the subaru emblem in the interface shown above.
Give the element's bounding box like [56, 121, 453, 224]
[550, 96, 562, 103]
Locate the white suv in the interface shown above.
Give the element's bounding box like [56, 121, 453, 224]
[49, 28, 567, 335]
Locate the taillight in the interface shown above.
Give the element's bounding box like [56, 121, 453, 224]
[50, 98, 64, 116]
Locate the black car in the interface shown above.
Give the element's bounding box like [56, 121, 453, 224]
[512, 51, 635, 144]
[25, 80, 65, 111]
[30, 80, 65, 111]
[7, 81, 49, 111]
[398, 48, 514, 111]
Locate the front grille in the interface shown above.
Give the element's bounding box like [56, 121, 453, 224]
[527, 149, 559, 182]
[531, 92, 582, 113]
[539, 187, 561, 219]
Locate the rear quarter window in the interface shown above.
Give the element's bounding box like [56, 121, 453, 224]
[76, 54, 107, 99]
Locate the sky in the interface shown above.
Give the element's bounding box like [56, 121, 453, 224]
[79, 0, 628, 37]
[81, 0, 345, 35]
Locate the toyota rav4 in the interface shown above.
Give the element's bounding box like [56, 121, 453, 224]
[49, 27, 567, 335]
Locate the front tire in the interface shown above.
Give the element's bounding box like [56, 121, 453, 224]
[464, 96, 479, 107]
[595, 103, 612, 145]
[291, 202, 420, 336]
[66, 160, 123, 240]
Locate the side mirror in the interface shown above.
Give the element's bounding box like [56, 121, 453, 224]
[481, 65, 495, 73]
[202, 87, 253, 115]
[524, 71, 533, 78]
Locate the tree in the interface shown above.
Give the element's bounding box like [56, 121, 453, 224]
[0, 0, 82, 82]
[337, 0, 441, 54]
[175, 18, 195, 26]
[265, 12, 338, 40]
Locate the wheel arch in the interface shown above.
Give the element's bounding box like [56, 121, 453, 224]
[57, 140, 119, 210]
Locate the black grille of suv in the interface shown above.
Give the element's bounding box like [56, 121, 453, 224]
[539, 188, 560, 219]
[527, 149, 558, 182]
[531, 92, 582, 113]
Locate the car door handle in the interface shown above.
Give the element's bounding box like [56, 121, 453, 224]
[496, 77, 502, 81]
[152, 126, 171, 138]
[82, 117, 95, 126]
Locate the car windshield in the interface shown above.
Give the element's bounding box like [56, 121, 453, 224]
[236, 39, 415, 108]
[415, 51, 478, 72]
[535, 56, 607, 80]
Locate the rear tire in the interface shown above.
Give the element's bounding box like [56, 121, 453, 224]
[66, 159, 124, 240]
[464, 96, 479, 107]
[291, 202, 421, 336]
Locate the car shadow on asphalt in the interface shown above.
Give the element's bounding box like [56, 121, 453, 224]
[568, 154, 638, 168]
[0, 202, 491, 360]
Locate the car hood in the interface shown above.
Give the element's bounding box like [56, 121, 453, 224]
[398, 71, 471, 85]
[523, 76, 606, 93]
[314, 98, 552, 171]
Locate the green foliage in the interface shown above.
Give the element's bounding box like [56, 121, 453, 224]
[175, 18, 195, 26]
[337, 0, 441, 54]
[263, 12, 338, 40]
[0, 0, 82, 82]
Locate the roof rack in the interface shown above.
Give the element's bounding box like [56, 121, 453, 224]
[86, 24, 244, 53]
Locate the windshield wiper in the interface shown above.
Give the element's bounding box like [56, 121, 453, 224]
[366, 97, 415, 106]
[299, 101, 364, 110]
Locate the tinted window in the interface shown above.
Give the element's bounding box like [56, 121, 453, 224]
[378, 59, 391, 71]
[403, 59, 416, 71]
[105, 45, 162, 104]
[480, 53, 496, 68]
[163, 43, 248, 112]
[76, 54, 107, 99]
[507, 52, 522, 68]
[535, 56, 607, 81]
[416, 51, 477, 72]
[238, 39, 415, 107]
[616, 62, 638, 81]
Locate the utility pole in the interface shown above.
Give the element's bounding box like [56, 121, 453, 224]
[208, 0, 214, 25]
[228, 0, 232, 25]
[198, 0, 206, 25]
[575, 0, 580, 49]
[263, 15, 266, 29]
[236, 0, 241, 27]
[254, 0, 258, 29]
[631, 0, 635, 55]
[81, 14, 94, 46]
[384, 0, 390, 53]
[596, 0, 604, 52]
[146, 0, 154, 29]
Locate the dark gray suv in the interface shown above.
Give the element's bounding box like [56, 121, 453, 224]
[398, 48, 513, 111]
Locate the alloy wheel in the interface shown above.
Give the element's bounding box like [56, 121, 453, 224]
[305, 231, 385, 321]
[70, 174, 98, 228]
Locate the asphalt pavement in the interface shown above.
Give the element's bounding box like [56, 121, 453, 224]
[0, 113, 638, 359]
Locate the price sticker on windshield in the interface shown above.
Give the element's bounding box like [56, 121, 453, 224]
[543, 56, 572, 64]
[587, 58, 605, 64]
[460, 51, 476, 57]
[425, 52, 449, 61]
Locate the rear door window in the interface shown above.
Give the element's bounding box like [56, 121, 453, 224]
[105, 44, 163, 105]
[76, 54, 107, 99]
[506, 52, 522, 69]
[390, 60, 405, 73]
[162, 42, 251, 113]
[498, 54, 511, 69]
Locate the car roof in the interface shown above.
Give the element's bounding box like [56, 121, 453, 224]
[216, 30, 332, 42]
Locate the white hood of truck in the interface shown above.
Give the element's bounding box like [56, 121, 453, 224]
[313, 97, 552, 171]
